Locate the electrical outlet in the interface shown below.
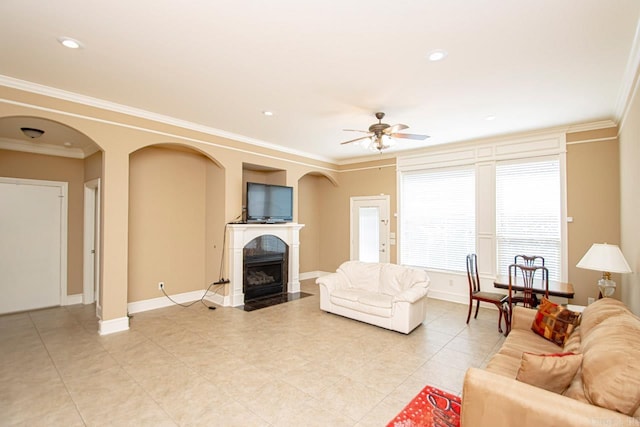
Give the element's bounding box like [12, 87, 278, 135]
[587, 297, 595, 305]
[158, 282, 164, 290]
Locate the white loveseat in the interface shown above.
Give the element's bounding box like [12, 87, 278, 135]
[316, 261, 430, 334]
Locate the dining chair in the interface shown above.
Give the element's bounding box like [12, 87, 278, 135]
[503, 263, 549, 335]
[466, 253, 508, 333]
[514, 254, 545, 267]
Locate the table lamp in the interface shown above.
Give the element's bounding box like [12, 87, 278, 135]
[576, 243, 632, 298]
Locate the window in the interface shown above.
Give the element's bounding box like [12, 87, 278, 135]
[496, 158, 561, 280]
[400, 167, 475, 272]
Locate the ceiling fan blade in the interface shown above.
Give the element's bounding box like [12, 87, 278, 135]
[340, 135, 372, 145]
[384, 124, 409, 134]
[342, 129, 371, 133]
[390, 133, 430, 140]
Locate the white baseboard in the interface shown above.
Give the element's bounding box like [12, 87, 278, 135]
[98, 316, 129, 335]
[127, 290, 210, 314]
[300, 270, 332, 281]
[427, 289, 469, 305]
[428, 290, 501, 311]
[63, 294, 83, 306]
[203, 290, 228, 307]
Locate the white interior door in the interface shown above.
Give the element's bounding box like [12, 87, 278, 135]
[0, 178, 67, 314]
[350, 196, 390, 263]
[83, 179, 101, 317]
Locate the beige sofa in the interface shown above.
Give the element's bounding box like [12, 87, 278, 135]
[462, 298, 640, 427]
[316, 261, 430, 334]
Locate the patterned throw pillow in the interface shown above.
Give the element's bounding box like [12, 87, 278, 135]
[516, 352, 583, 394]
[531, 297, 581, 346]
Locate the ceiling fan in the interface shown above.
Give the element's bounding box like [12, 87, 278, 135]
[340, 112, 429, 152]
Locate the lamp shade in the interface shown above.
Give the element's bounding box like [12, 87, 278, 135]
[576, 243, 632, 273]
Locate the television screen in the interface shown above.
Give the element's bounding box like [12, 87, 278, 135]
[246, 182, 293, 222]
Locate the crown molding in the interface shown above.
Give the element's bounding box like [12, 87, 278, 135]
[615, 17, 640, 124]
[0, 137, 85, 159]
[0, 75, 335, 164]
[565, 120, 618, 133]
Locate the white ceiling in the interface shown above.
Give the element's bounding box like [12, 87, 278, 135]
[1, 1, 639, 162]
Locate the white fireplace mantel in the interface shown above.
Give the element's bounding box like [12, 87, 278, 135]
[226, 223, 304, 306]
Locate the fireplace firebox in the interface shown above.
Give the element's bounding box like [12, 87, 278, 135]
[243, 235, 288, 301]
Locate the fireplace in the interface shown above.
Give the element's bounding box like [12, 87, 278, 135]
[243, 235, 288, 301]
[224, 223, 304, 307]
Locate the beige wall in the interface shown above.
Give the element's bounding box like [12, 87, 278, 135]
[84, 151, 102, 181]
[566, 133, 621, 305]
[1, 85, 338, 322]
[298, 174, 325, 273]
[128, 146, 227, 302]
[619, 89, 640, 315]
[317, 160, 397, 272]
[2, 81, 636, 322]
[0, 149, 85, 295]
[205, 158, 226, 292]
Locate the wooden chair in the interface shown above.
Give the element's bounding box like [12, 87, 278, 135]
[466, 254, 508, 333]
[514, 254, 545, 267]
[503, 263, 549, 335]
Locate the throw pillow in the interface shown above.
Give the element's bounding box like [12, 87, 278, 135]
[516, 352, 583, 394]
[531, 297, 581, 346]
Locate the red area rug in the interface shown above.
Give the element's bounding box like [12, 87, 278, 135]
[387, 385, 461, 427]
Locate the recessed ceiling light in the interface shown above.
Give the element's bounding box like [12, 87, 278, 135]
[427, 49, 448, 62]
[64, 142, 73, 147]
[58, 37, 83, 49]
[262, 111, 274, 116]
[485, 115, 497, 121]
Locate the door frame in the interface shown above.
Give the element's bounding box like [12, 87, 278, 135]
[0, 177, 68, 308]
[350, 195, 391, 263]
[83, 178, 101, 315]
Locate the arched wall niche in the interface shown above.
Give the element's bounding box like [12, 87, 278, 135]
[128, 143, 227, 302]
[297, 171, 338, 275]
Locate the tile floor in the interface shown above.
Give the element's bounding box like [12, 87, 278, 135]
[0, 280, 505, 426]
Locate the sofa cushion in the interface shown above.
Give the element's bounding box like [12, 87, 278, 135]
[531, 298, 581, 346]
[338, 261, 381, 291]
[357, 292, 394, 309]
[380, 263, 428, 295]
[516, 352, 583, 394]
[581, 309, 640, 416]
[563, 364, 589, 404]
[579, 297, 629, 337]
[331, 288, 361, 303]
[330, 289, 394, 318]
[562, 326, 581, 353]
[485, 329, 560, 379]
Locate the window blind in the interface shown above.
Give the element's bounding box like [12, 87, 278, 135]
[496, 158, 561, 280]
[400, 167, 475, 272]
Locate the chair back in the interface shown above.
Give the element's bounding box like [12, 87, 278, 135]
[466, 254, 481, 294]
[514, 254, 545, 267]
[508, 263, 549, 308]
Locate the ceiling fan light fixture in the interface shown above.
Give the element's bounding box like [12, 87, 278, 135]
[20, 127, 45, 139]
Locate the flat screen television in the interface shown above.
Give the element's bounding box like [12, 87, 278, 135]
[246, 182, 293, 223]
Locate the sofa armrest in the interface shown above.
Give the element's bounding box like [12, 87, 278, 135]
[462, 368, 635, 427]
[315, 273, 343, 294]
[393, 283, 429, 303]
[511, 306, 537, 332]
